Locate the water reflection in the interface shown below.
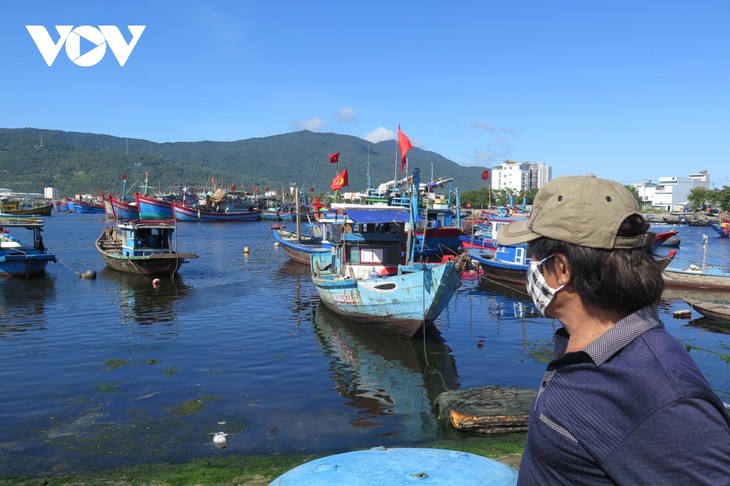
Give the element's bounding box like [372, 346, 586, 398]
[101, 268, 190, 338]
[312, 303, 458, 434]
[0, 275, 55, 335]
[687, 317, 730, 336]
[477, 278, 540, 319]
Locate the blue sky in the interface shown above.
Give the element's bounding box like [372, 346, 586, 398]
[2, 1, 729, 187]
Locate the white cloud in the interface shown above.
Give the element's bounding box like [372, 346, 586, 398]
[293, 117, 325, 131]
[363, 126, 394, 143]
[335, 107, 356, 123]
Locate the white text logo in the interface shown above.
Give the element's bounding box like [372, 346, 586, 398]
[26, 25, 146, 67]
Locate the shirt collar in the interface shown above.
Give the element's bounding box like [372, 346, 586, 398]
[553, 305, 662, 366]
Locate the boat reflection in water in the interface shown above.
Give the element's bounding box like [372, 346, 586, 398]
[101, 268, 191, 338]
[477, 277, 539, 320]
[312, 303, 458, 436]
[0, 275, 55, 335]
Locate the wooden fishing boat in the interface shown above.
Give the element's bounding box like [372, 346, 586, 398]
[663, 235, 730, 291]
[3, 202, 54, 216]
[684, 299, 730, 322]
[310, 169, 463, 338]
[271, 224, 327, 265]
[0, 216, 56, 277]
[96, 219, 198, 276]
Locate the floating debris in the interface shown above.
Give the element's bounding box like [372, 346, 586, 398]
[212, 431, 228, 448]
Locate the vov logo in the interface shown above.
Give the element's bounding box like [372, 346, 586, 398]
[26, 25, 146, 67]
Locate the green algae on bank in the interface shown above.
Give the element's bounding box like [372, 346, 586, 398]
[0, 434, 526, 486]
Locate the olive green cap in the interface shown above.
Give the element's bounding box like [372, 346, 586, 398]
[498, 174, 650, 249]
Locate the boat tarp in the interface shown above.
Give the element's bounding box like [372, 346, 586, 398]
[209, 189, 227, 204]
[345, 208, 410, 224]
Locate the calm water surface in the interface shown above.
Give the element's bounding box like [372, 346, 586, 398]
[0, 215, 728, 476]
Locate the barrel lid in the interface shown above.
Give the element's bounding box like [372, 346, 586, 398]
[269, 447, 518, 485]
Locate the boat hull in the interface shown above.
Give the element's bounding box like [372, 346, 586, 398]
[67, 199, 105, 214]
[663, 268, 730, 291]
[109, 196, 139, 220]
[709, 221, 729, 238]
[685, 299, 730, 321]
[0, 252, 56, 277]
[272, 227, 327, 265]
[98, 252, 189, 276]
[171, 203, 261, 222]
[311, 261, 462, 337]
[135, 194, 174, 220]
[4, 203, 54, 217]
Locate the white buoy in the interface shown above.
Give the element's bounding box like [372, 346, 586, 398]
[152, 278, 161, 288]
[274, 242, 280, 247]
[212, 431, 228, 448]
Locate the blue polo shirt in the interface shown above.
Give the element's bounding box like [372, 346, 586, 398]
[518, 306, 730, 485]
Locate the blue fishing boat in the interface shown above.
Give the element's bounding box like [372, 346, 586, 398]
[66, 198, 105, 214]
[0, 216, 57, 277]
[135, 193, 174, 220]
[472, 244, 529, 286]
[310, 169, 463, 337]
[171, 201, 261, 222]
[108, 195, 140, 220]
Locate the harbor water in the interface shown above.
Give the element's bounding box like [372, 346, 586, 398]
[0, 214, 728, 477]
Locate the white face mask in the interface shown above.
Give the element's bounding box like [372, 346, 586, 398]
[526, 254, 565, 317]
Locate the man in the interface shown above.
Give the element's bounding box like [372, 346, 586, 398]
[498, 174, 730, 484]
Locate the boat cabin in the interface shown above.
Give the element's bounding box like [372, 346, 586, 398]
[118, 221, 174, 257]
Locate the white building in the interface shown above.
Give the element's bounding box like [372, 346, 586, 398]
[490, 160, 552, 193]
[44, 187, 59, 199]
[631, 171, 710, 211]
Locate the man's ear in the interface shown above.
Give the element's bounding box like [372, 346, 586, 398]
[554, 253, 571, 286]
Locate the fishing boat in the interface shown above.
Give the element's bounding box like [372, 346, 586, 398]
[95, 219, 198, 276]
[272, 224, 328, 264]
[66, 198, 105, 214]
[472, 244, 529, 286]
[170, 201, 261, 222]
[309, 168, 463, 338]
[0, 216, 56, 277]
[709, 220, 730, 238]
[108, 195, 140, 220]
[135, 193, 174, 220]
[663, 234, 730, 291]
[684, 299, 730, 322]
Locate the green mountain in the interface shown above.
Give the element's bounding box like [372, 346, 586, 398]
[0, 128, 490, 197]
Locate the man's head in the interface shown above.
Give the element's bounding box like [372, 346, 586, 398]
[498, 174, 652, 249]
[499, 174, 662, 314]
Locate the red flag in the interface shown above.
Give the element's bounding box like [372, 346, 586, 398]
[330, 168, 349, 191]
[397, 125, 412, 173]
[481, 170, 490, 180]
[328, 152, 340, 164]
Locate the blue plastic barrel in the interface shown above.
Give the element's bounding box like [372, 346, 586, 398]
[269, 447, 518, 485]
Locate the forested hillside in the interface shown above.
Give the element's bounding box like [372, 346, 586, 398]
[0, 128, 491, 196]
